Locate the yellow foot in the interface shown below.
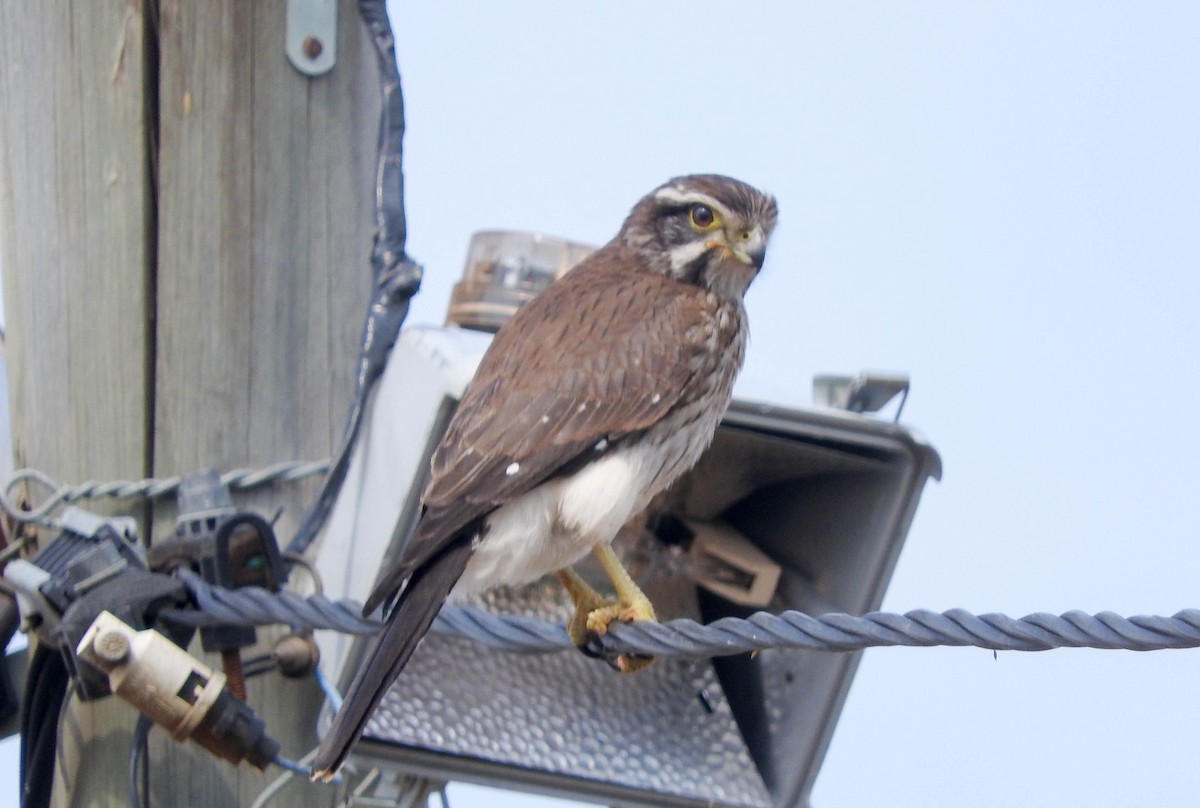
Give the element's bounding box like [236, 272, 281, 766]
[556, 565, 658, 673]
[583, 597, 657, 673]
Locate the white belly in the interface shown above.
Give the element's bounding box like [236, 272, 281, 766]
[450, 396, 724, 597]
[451, 442, 659, 596]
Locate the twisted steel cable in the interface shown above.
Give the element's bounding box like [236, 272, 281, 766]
[163, 571, 1200, 658]
[1, 462, 330, 526]
[9, 465, 1199, 658]
[162, 569, 379, 636]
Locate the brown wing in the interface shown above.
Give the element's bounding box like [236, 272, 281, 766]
[363, 244, 719, 612]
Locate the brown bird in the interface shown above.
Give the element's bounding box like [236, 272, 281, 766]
[311, 174, 777, 779]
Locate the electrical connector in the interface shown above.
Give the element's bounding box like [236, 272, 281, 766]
[148, 471, 286, 700]
[3, 506, 178, 648]
[76, 610, 280, 770]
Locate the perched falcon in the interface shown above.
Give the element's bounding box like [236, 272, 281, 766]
[312, 174, 778, 779]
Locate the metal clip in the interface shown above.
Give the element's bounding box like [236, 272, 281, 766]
[286, 0, 337, 77]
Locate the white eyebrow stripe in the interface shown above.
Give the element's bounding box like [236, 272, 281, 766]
[653, 187, 729, 214]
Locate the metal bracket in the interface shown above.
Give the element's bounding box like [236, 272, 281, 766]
[286, 0, 337, 77]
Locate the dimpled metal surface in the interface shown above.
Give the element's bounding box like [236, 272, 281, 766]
[363, 576, 771, 807]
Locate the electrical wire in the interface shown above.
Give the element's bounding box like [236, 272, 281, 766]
[280, 552, 324, 596]
[237, 738, 348, 808]
[271, 752, 315, 777]
[0, 462, 329, 527]
[285, 0, 422, 561]
[20, 644, 69, 808]
[248, 664, 347, 808]
[34, 465, 1184, 662]
[54, 682, 76, 796]
[164, 568, 1200, 657]
[127, 715, 152, 808]
[248, 747, 321, 808]
[314, 665, 344, 714]
[241, 651, 280, 679]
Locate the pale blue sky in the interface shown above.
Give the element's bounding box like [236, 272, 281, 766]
[7, 3, 1200, 806]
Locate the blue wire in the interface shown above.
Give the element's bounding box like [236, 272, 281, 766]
[314, 666, 344, 714]
[271, 754, 310, 777]
[272, 752, 343, 785]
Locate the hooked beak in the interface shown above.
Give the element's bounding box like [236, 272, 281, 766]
[729, 225, 768, 269]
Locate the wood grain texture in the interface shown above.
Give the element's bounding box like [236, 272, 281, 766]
[0, 0, 150, 492]
[154, 0, 375, 537]
[0, 4, 150, 805]
[151, 1, 376, 805]
[2, 0, 380, 805]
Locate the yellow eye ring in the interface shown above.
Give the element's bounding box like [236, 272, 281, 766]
[689, 203, 720, 231]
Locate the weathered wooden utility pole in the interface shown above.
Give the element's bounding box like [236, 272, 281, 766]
[0, 1, 380, 805]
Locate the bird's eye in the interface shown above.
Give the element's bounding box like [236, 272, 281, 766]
[689, 204, 718, 231]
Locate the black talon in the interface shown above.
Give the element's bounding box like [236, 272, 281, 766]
[582, 634, 626, 670]
[581, 633, 653, 671]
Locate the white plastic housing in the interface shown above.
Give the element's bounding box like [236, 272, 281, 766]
[313, 324, 493, 680]
[76, 610, 227, 742]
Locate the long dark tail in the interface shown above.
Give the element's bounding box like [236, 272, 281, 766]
[311, 537, 474, 779]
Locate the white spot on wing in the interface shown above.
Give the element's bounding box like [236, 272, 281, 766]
[505, 462, 520, 476]
[651, 393, 661, 404]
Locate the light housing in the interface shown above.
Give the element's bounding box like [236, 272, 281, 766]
[348, 397, 940, 808]
[315, 230, 941, 807]
[446, 231, 594, 333]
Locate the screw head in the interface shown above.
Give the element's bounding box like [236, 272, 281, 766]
[272, 633, 320, 678]
[93, 629, 131, 663]
[302, 36, 324, 60]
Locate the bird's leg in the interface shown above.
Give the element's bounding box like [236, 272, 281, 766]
[591, 541, 657, 628]
[554, 542, 657, 673]
[592, 541, 657, 672]
[555, 568, 615, 648]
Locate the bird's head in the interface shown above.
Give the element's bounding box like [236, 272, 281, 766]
[619, 174, 778, 299]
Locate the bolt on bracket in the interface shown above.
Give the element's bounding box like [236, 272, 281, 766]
[286, 0, 337, 77]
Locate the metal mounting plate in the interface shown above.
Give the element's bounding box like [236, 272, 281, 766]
[286, 0, 337, 77]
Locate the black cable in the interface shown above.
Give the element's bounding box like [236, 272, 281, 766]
[0, 593, 20, 658]
[18, 644, 45, 803]
[20, 647, 49, 806]
[358, 0, 412, 276]
[0, 594, 21, 728]
[127, 715, 152, 808]
[20, 644, 69, 808]
[286, 0, 421, 560]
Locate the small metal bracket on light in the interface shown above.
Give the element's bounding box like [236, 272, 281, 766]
[286, 0, 337, 77]
[813, 371, 911, 421]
